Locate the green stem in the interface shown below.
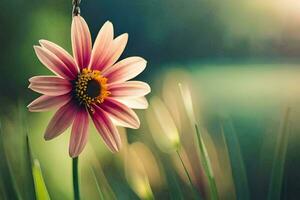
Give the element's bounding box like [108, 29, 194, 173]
[195, 124, 218, 200]
[73, 157, 80, 200]
[176, 150, 200, 200]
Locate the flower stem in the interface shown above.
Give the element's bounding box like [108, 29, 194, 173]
[72, 157, 80, 200]
[195, 124, 218, 200]
[176, 150, 200, 200]
[72, 0, 81, 16]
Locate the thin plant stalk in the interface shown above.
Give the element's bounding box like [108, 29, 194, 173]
[195, 124, 218, 200]
[176, 150, 200, 200]
[72, 157, 80, 200]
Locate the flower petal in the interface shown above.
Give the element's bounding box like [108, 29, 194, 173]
[69, 108, 89, 157]
[34, 46, 75, 80]
[71, 16, 92, 69]
[101, 98, 140, 129]
[91, 105, 121, 152]
[39, 40, 79, 76]
[29, 76, 72, 96]
[44, 102, 78, 140]
[108, 81, 151, 98]
[102, 57, 147, 83]
[89, 21, 114, 70]
[114, 97, 149, 109]
[97, 33, 128, 71]
[27, 94, 71, 112]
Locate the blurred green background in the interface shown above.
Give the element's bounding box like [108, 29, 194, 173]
[1, 0, 300, 199]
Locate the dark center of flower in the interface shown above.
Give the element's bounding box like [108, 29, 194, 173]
[74, 68, 110, 106]
[86, 79, 101, 98]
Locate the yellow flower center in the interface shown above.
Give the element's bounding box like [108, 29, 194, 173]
[74, 68, 110, 106]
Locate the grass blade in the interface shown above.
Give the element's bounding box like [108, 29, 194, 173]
[25, 133, 37, 200]
[256, 121, 278, 199]
[176, 150, 202, 200]
[32, 159, 51, 200]
[221, 119, 250, 200]
[203, 127, 236, 200]
[162, 155, 184, 200]
[88, 146, 117, 200]
[195, 124, 218, 200]
[19, 102, 36, 200]
[267, 108, 291, 200]
[90, 167, 105, 200]
[0, 120, 22, 200]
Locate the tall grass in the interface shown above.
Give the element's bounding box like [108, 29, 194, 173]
[0, 97, 294, 199]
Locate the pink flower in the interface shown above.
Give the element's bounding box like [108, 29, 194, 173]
[28, 16, 150, 157]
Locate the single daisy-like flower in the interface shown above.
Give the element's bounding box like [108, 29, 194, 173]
[28, 16, 150, 157]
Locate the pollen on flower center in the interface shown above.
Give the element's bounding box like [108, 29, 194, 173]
[74, 68, 110, 105]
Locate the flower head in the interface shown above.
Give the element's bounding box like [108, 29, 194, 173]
[28, 16, 150, 157]
[147, 96, 180, 152]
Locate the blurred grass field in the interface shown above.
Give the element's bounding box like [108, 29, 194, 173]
[1, 64, 300, 199]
